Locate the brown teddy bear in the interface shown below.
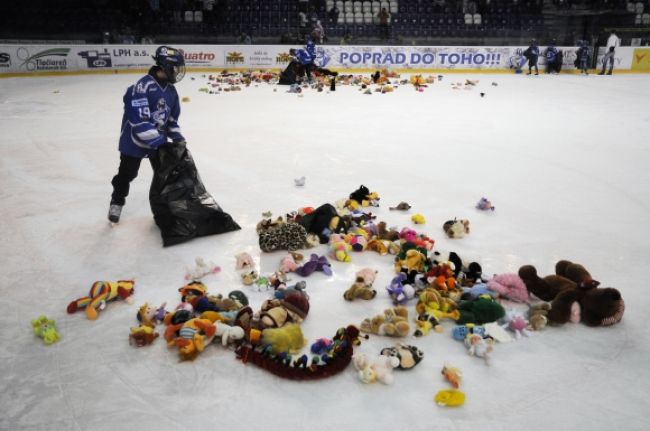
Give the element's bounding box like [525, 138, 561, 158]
[519, 260, 624, 327]
[343, 277, 377, 301]
[360, 306, 410, 337]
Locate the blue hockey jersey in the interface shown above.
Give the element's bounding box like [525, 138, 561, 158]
[546, 46, 558, 62]
[118, 70, 184, 158]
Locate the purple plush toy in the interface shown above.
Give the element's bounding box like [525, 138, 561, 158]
[296, 254, 332, 277]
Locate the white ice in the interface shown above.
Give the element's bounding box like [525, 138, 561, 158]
[1, 71, 649, 431]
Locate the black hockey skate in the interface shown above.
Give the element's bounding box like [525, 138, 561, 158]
[108, 203, 123, 224]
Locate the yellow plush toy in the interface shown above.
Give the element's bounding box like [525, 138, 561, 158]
[67, 280, 135, 320]
[329, 233, 352, 262]
[411, 213, 426, 224]
[434, 389, 465, 407]
[261, 324, 306, 354]
[360, 306, 410, 337]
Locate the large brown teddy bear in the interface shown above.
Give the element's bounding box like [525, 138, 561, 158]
[518, 260, 624, 327]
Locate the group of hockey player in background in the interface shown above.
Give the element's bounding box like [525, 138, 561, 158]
[517, 31, 620, 76]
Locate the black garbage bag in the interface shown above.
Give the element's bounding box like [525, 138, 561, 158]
[149, 142, 240, 247]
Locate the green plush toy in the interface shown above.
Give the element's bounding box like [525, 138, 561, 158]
[32, 315, 60, 345]
[456, 295, 505, 325]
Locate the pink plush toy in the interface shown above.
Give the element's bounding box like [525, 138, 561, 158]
[399, 227, 417, 242]
[356, 268, 378, 286]
[279, 253, 299, 273]
[235, 252, 255, 271]
[487, 273, 529, 303]
[504, 312, 531, 339]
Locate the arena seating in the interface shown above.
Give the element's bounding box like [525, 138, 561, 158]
[0, 0, 647, 44]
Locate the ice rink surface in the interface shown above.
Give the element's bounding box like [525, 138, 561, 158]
[1, 71, 650, 431]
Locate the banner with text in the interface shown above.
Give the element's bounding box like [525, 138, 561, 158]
[0, 44, 640, 75]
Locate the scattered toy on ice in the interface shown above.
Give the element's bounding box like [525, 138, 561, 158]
[67, 280, 135, 320]
[386, 272, 416, 305]
[185, 257, 221, 281]
[352, 353, 400, 384]
[360, 306, 410, 337]
[464, 333, 493, 364]
[181, 96, 190, 102]
[380, 344, 424, 369]
[443, 218, 470, 239]
[435, 389, 465, 407]
[295, 254, 332, 277]
[32, 315, 60, 344]
[294, 176, 306, 187]
[411, 213, 426, 224]
[476, 197, 495, 211]
[235, 252, 255, 271]
[441, 364, 462, 388]
[389, 201, 411, 211]
[503, 311, 531, 339]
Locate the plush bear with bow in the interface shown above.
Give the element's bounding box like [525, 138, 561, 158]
[518, 260, 624, 327]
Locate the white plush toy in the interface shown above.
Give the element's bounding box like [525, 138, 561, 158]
[502, 310, 531, 340]
[464, 333, 493, 364]
[185, 257, 221, 281]
[352, 353, 400, 384]
[215, 323, 245, 346]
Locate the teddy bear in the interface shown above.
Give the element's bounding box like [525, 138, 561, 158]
[352, 353, 400, 384]
[376, 221, 400, 241]
[415, 288, 460, 323]
[394, 248, 427, 274]
[442, 219, 470, 239]
[527, 302, 551, 330]
[258, 290, 310, 329]
[360, 306, 410, 337]
[344, 277, 377, 301]
[235, 252, 255, 271]
[519, 260, 624, 327]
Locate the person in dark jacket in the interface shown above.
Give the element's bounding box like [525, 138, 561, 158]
[576, 40, 591, 75]
[108, 46, 186, 224]
[523, 39, 540, 75]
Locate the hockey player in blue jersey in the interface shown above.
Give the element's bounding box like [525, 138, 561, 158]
[108, 46, 186, 224]
[545, 40, 560, 74]
[523, 39, 539, 75]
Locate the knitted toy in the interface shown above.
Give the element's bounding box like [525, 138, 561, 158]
[352, 353, 399, 384]
[441, 365, 462, 388]
[295, 254, 332, 277]
[185, 257, 221, 281]
[411, 213, 426, 224]
[329, 234, 352, 262]
[164, 317, 216, 361]
[456, 296, 506, 325]
[435, 389, 465, 407]
[486, 273, 529, 303]
[236, 325, 365, 381]
[386, 273, 416, 305]
[360, 306, 410, 337]
[519, 260, 624, 326]
[476, 197, 495, 211]
[380, 344, 424, 370]
[442, 218, 470, 239]
[464, 333, 493, 363]
[258, 220, 317, 252]
[31, 315, 60, 345]
[67, 280, 135, 320]
[261, 324, 307, 355]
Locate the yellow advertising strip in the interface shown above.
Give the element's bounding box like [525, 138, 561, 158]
[631, 48, 650, 71]
[0, 67, 647, 79]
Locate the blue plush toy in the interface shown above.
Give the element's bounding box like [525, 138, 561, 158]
[461, 282, 498, 300]
[452, 324, 487, 341]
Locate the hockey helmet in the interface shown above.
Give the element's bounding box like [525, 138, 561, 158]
[152, 46, 186, 84]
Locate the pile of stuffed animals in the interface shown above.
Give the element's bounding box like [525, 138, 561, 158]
[54, 184, 625, 407]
